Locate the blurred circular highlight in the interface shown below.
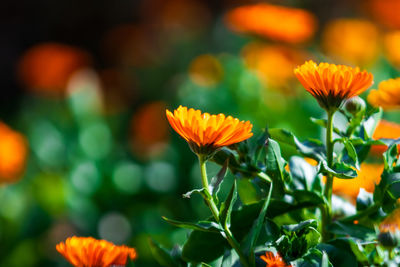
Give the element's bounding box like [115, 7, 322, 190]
[98, 212, 132, 244]
[189, 54, 223, 88]
[112, 161, 143, 194]
[145, 161, 176, 193]
[18, 43, 90, 97]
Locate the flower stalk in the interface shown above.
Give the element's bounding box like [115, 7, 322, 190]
[322, 110, 335, 241]
[198, 154, 250, 267]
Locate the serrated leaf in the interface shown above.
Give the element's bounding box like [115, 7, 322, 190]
[210, 159, 229, 196]
[162, 217, 222, 233]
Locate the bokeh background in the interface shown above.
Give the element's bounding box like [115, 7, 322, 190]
[1, 0, 400, 266]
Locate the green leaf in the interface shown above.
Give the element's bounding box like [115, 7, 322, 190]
[148, 238, 180, 267]
[320, 161, 357, 179]
[268, 128, 326, 161]
[317, 243, 357, 267]
[343, 139, 359, 169]
[356, 189, 373, 212]
[292, 190, 325, 206]
[243, 182, 273, 258]
[162, 217, 222, 233]
[289, 156, 317, 191]
[362, 107, 382, 139]
[210, 159, 229, 196]
[237, 178, 260, 205]
[219, 181, 237, 229]
[282, 219, 318, 233]
[265, 138, 289, 193]
[326, 221, 376, 241]
[182, 231, 228, 263]
[383, 143, 399, 171]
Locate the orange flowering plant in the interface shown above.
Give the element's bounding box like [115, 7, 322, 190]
[148, 58, 400, 267]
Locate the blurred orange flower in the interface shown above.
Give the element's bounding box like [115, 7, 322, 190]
[384, 31, 400, 67]
[294, 60, 374, 111]
[242, 42, 308, 93]
[380, 208, 400, 233]
[18, 43, 90, 96]
[371, 120, 400, 155]
[224, 3, 316, 44]
[131, 102, 169, 157]
[368, 0, 400, 29]
[368, 78, 400, 110]
[166, 106, 253, 155]
[260, 251, 291, 267]
[56, 236, 137, 267]
[189, 54, 223, 87]
[0, 122, 28, 183]
[332, 163, 383, 201]
[322, 19, 379, 66]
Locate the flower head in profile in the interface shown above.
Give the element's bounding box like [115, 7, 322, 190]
[56, 236, 137, 267]
[294, 60, 374, 111]
[368, 78, 400, 110]
[260, 251, 291, 267]
[166, 106, 253, 155]
[224, 3, 316, 44]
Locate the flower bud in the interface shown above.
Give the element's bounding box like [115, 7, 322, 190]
[378, 231, 399, 248]
[344, 96, 366, 117]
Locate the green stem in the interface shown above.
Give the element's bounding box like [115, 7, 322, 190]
[322, 110, 335, 241]
[198, 155, 250, 267]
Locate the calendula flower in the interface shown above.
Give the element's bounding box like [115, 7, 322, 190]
[371, 120, 400, 155]
[224, 3, 316, 44]
[384, 31, 400, 67]
[166, 106, 253, 155]
[294, 60, 374, 111]
[322, 19, 379, 66]
[260, 251, 291, 267]
[332, 163, 383, 202]
[0, 122, 28, 183]
[368, 78, 400, 110]
[56, 236, 137, 267]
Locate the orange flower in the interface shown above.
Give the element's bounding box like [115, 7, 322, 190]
[380, 208, 400, 233]
[371, 120, 400, 155]
[384, 31, 400, 67]
[224, 4, 316, 44]
[18, 43, 90, 96]
[260, 251, 291, 267]
[332, 163, 383, 202]
[166, 106, 253, 155]
[294, 60, 374, 111]
[322, 19, 379, 66]
[0, 122, 28, 183]
[368, 78, 400, 110]
[56, 236, 137, 267]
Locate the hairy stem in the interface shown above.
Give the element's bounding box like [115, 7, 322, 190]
[198, 155, 250, 267]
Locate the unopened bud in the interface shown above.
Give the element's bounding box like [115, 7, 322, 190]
[344, 96, 366, 117]
[378, 231, 399, 248]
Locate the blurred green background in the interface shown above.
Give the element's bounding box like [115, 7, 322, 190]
[1, 0, 400, 266]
